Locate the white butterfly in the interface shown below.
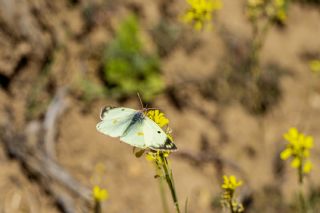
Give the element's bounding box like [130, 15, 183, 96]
[96, 106, 177, 151]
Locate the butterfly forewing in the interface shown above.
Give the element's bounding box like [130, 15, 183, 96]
[143, 117, 177, 151]
[120, 120, 147, 149]
[96, 107, 137, 137]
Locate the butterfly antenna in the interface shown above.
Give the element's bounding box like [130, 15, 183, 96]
[137, 92, 144, 109]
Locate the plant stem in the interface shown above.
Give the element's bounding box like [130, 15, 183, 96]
[298, 185, 306, 213]
[160, 153, 181, 213]
[297, 164, 308, 213]
[228, 199, 235, 213]
[94, 200, 101, 213]
[249, 16, 271, 79]
[298, 164, 303, 185]
[228, 190, 236, 213]
[156, 165, 170, 213]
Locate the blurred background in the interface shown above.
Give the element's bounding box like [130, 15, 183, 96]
[0, 0, 320, 212]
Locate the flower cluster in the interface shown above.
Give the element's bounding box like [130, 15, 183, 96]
[182, 0, 222, 30]
[147, 110, 169, 128]
[281, 128, 314, 177]
[246, 0, 264, 20]
[146, 151, 167, 177]
[221, 175, 244, 213]
[146, 150, 169, 161]
[309, 59, 320, 73]
[270, 0, 288, 22]
[246, 0, 289, 23]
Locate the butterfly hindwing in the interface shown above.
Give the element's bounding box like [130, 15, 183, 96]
[96, 107, 136, 137]
[143, 117, 177, 151]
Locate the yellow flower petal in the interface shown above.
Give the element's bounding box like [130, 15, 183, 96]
[280, 148, 292, 160]
[221, 175, 242, 190]
[289, 127, 298, 136]
[303, 161, 312, 174]
[147, 110, 169, 127]
[291, 158, 301, 168]
[304, 136, 314, 148]
[93, 186, 109, 201]
[145, 153, 156, 162]
[302, 150, 310, 158]
[182, 0, 222, 30]
[309, 60, 320, 73]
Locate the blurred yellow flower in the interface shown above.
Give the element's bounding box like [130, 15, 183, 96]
[182, 0, 222, 30]
[221, 175, 244, 213]
[281, 128, 314, 183]
[309, 60, 320, 73]
[247, 0, 288, 22]
[222, 175, 243, 190]
[146, 151, 170, 164]
[93, 185, 109, 202]
[272, 0, 288, 21]
[303, 160, 312, 173]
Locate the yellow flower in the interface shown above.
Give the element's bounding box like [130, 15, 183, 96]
[246, 0, 289, 22]
[281, 128, 314, 176]
[309, 60, 320, 73]
[92, 185, 109, 202]
[280, 148, 292, 160]
[273, 0, 288, 21]
[221, 175, 244, 213]
[147, 110, 169, 128]
[222, 175, 243, 190]
[146, 151, 170, 164]
[290, 157, 301, 168]
[182, 0, 222, 30]
[303, 161, 312, 173]
[146, 152, 157, 162]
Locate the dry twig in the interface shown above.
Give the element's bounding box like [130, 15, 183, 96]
[0, 99, 91, 213]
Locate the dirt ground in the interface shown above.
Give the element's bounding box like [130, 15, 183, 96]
[0, 0, 320, 212]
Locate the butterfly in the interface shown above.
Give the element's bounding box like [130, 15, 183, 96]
[96, 106, 177, 151]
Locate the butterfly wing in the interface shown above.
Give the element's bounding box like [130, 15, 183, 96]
[96, 107, 136, 137]
[120, 121, 147, 149]
[97, 107, 177, 150]
[143, 117, 177, 151]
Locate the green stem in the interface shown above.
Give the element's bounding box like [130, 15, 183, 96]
[297, 163, 308, 213]
[156, 164, 170, 213]
[298, 164, 303, 185]
[298, 186, 306, 213]
[249, 16, 271, 79]
[160, 153, 181, 213]
[228, 190, 236, 213]
[94, 200, 101, 213]
[228, 199, 235, 213]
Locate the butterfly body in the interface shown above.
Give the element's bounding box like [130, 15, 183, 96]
[96, 106, 177, 151]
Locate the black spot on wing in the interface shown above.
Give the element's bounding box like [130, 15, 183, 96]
[149, 137, 177, 151]
[100, 106, 116, 119]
